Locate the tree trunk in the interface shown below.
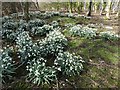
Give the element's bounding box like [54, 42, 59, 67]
[106, 0, 111, 19]
[20, 2, 25, 15]
[116, 0, 120, 17]
[68, 0, 73, 13]
[77, 1, 80, 13]
[83, 1, 86, 11]
[87, 0, 92, 16]
[94, 2, 98, 13]
[10, 2, 17, 13]
[24, 2, 29, 22]
[36, 0, 40, 10]
[99, 0, 103, 15]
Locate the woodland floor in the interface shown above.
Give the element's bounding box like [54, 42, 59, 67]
[2, 12, 120, 89]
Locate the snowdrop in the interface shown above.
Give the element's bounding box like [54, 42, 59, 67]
[99, 31, 119, 40]
[1, 47, 15, 82]
[26, 57, 56, 86]
[37, 30, 68, 56]
[70, 25, 97, 39]
[54, 51, 84, 77]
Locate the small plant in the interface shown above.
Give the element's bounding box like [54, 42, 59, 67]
[65, 23, 74, 28]
[37, 30, 68, 56]
[70, 25, 97, 39]
[2, 29, 16, 42]
[99, 31, 119, 41]
[26, 57, 56, 86]
[1, 47, 15, 83]
[3, 21, 17, 30]
[18, 22, 28, 31]
[69, 25, 82, 36]
[60, 13, 68, 17]
[81, 26, 97, 39]
[28, 19, 45, 29]
[46, 30, 68, 47]
[52, 11, 60, 16]
[16, 31, 33, 61]
[54, 51, 84, 77]
[68, 13, 75, 18]
[50, 21, 59, 28]
[31, 25, 53, 36]
[43, 11, 54, 19]
[2, 16, 13, 24]
[16, 31, 32, 47]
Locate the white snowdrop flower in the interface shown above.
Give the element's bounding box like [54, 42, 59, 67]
[57, 67, 61, 71]
[35, 70, 39, 76]
[29, 68, 32, 72]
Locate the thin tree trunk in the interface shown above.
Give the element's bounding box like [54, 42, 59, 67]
[19, 1, 25, 15]
[99, 0, 103, 15]
[10, 2, 17, 13]
[94, 2, 98, 13]
[116, 0, 120, 17]
[106, 0, 111, 19]
[24, 1, 29, 22]
[68, 0, 73, 13]
[83, 1, 86, 11]
[77, 1, 80, 13]
[36, 0, 40, 10]
[87, 0, 92, 16]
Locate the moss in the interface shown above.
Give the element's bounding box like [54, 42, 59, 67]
[46, 16, 76, 25]
[68, 38, 84, 48]
[75, 17, 90, 25]
[97, 49, 119, 64]
[62, 29, 70, 38]
[10, 80, 30, 90]
[77, 64, 118, 88]
[65, 36, 119, 87]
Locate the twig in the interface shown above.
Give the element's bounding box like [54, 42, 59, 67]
[65, 79, 77, 89]
[15, 61, 26, 70]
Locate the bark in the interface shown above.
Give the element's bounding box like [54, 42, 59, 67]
[99, 0, 103, 15]
[19, 0, 24, 16]
[68, 0, 73, 13]
[24, 2, 29, 22]
[36, 0, 40, 10]
[87, 0, 92, 16]
[94, 2, 98, 13]
[83, 1, 86, 11]
[106, 0, 111, 19]
[77, 1, 80, 13]
[10, 2, 17, 13]
[116, 1, 120, 17]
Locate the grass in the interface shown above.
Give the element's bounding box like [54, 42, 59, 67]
[45, 15, 90, 26]
[3, 14, 119, 88]
[62, 28, 119, 88]
[64, 28, 119, 64]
